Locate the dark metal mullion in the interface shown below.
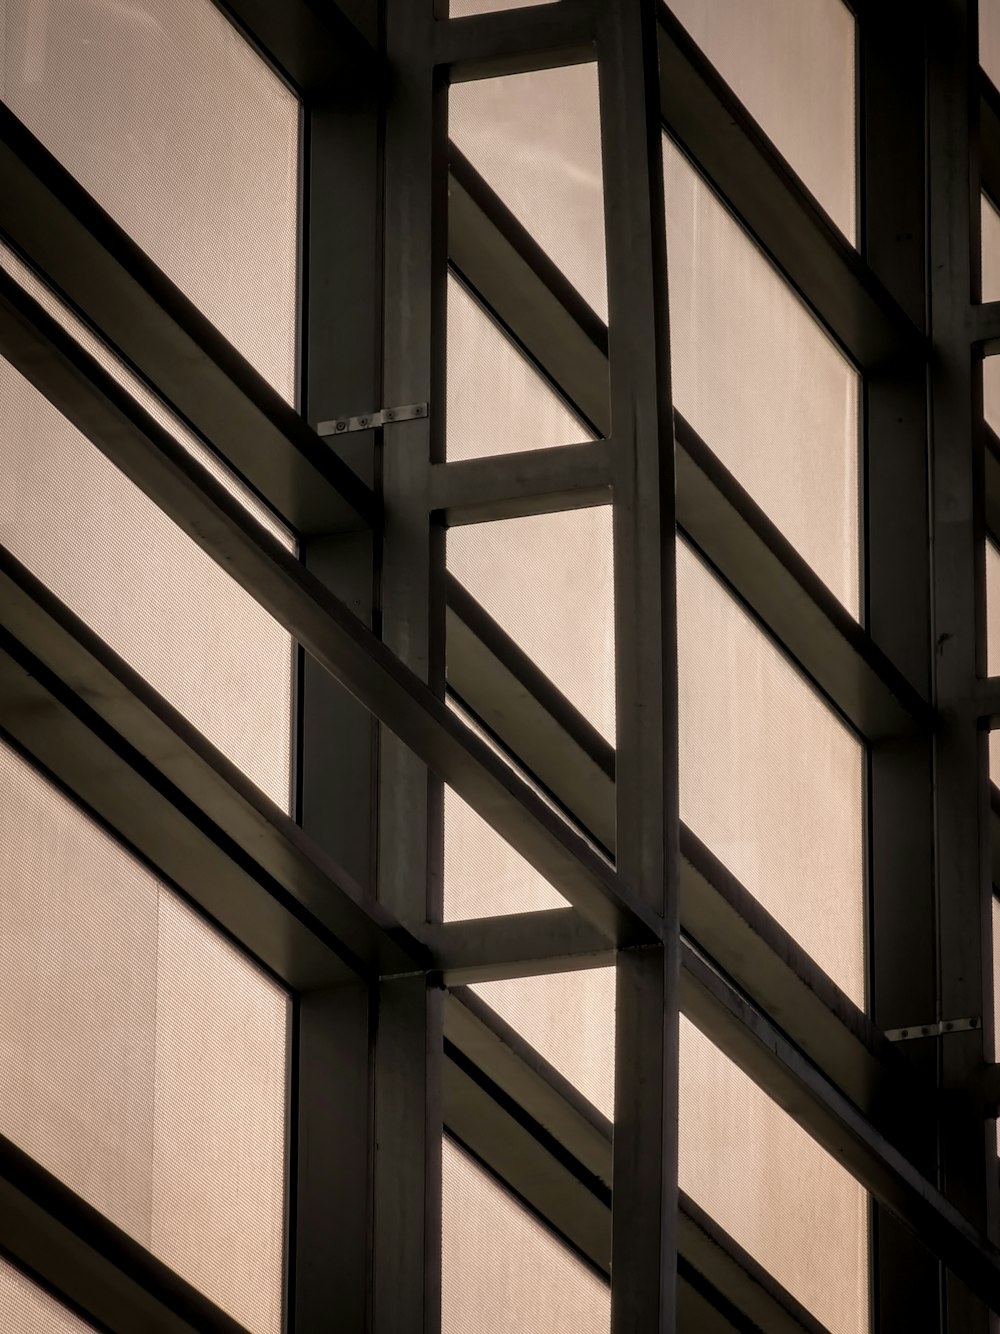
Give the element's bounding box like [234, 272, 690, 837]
[927, 1, 996, 1327]
[858, 5, 941, 1329]
[597, 0, 680, 1329]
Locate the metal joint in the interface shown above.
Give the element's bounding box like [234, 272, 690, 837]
[317, 403, 427, 437]
[885, 1016, 981, 1042]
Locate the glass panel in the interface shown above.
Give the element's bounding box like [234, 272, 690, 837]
[982, 194, 1000, 303]
[0, 1259, 96, 1334]
[0, 740, 288, 1333]
[664, 135, 861, 616]
[0, 0, 298, 400]
[446, 274, 592, 460]
[444, 786, 565, 918]
[667, 0, 856, 240]
[446, 506, 615, 743]
[442, 1138, 609, 1333]
[0, 336, 293, 809]
[678, 538, 865, 1004]
[450, 64, 607, 321]
[680, 1017, 869, 1334]
[982, 0, 1000, 89]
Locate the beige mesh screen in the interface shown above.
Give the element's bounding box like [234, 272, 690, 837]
[983, 0, 1000, 91]
[0, 344, 293, 809]
[664, 136, 861, 616]
[982, 194, 1000, 303]
[446, 275, 593, 460]
[666, 0, 856, 241]
[0, 0, 298, 400]
[677, 539, 866, 1005]
[442, 1138, 610, 1332]
[0, 1259, 96, 1333]
[450, 0, 553, 15]
[0, 740, 288, 1334]
[450, 64, 607, 321]
[679, 1018, 869, 1334]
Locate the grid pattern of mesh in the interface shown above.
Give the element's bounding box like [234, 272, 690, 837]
[982, 194, 1000, 303]
[983, 0, 1000, 92]
[441, 1139, 610, 1333]
[450, 0, 554, 17]
[447, 506, 616, 745]
[446, 275, 592, 461]
[0, 347, 293, 810]
[679, 1018, 869, 1334]
[450, 64, 608, 321]
[0, 0, 298, 400]
[0, 740, 288, 1334]
[0, 1260, 96, 1333]
[678, 538, 865, 1003]
[667, 0, 856, 241]
[664, 136, 861, 616]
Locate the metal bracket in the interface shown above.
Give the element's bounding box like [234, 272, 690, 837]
[317, 403, 427, 437]
[885, 1016, 981, 1042]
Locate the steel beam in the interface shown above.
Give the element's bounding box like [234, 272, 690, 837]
[0, 107, 373, 537]
[436, 0, 596, 82]
[429, 439, 610, 526]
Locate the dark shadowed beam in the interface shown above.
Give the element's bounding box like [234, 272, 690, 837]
[436, 0, 596, 82]
[211, 0, 376, 97]
[0, 1136, 251, 1334]
[429, 439, 611, 525]
[0, 111, 373, 537]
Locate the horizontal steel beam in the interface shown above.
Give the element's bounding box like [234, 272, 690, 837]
[0, 1133, 248, 1334]
[657, 4, 920, 372]
[680, 939, 1000, 1314]
[0, 108, 373, 537]
[429, 439, 611, 525]
[444, 989, 835, 1333]
[427, 909, 613, 984]
[0, 553, 425, 987]
[436, 0, 596, 82]
[0, 270, 656, 949]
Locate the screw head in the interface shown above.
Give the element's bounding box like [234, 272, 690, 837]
[385, 410, 394, 421]
[336, 421, 346, 432]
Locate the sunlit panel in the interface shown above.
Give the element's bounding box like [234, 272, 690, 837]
[450, 0, 554, 14]
[0, 0, 298, 399]
[0, 346, 292, 809]
[678, 539, 865, 1004]
[667, 0, 856, 240]
[982, 0, 1000, 91]
[680, 1018, 869, 1334]
[0, 742, 288, 1334]
[446, 274, 592, 460]
[442, 1138, 609, 1333]
[664, 137, 861, 616]
[450, 64, 607, 321]
[0, 1259, 96, 1333]
[982, 194, 1000, 303]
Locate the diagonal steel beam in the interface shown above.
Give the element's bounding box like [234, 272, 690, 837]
[0, 269, 657, 949]
[0, 105, 374, 537]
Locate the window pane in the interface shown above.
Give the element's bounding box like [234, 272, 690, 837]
[0, 0, 298, 399]
[982, 194, 1000, 303]
[0, 1260, 95, 1334]
[446, 274, 592, 460]
[0, 310, 292, 809]
[680, 1017, 869, 1334]
[442, 1138, 609, 1333]
[678, 538, 865, 1004]
[667, 0, 856, 240]
[0, 741, 288, 1333]
[450, 64, 607, 321]
[665, 136, 861, 616]
[982, 0, 1000, 90]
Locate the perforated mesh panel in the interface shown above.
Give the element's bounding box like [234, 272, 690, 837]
[0, 0, 298, 400]
[982, 194, 1000, 303]
[680, 1018, 869, 1334]
[446, 275, 592, 460]
[442, 1138, 609, 1332]
[0, 1260, 96, 1333]
[0, 740, 288, 1334]
[0, 346, 293, 810]
[450, 64, 607, 321]
[678, 539, 866, 1004]
[983, 0, 1000, 91]
[664, 136, 861, 616]
[450, 0, 553, 15]
[667, 0, 856, 241]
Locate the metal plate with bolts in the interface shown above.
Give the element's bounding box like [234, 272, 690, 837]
[317, 403, 427, 437]
[885, 1016, 981, 1042]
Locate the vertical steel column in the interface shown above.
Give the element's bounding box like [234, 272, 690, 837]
[374, 0, 447, 1328]
[860, 2, 942, 1325]
[927, 0, 995, 1327]
[291, 48, 383, 1331]
[597, 1, 680, 1329]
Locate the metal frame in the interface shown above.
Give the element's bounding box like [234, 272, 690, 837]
[3, 0, 1000, 1330]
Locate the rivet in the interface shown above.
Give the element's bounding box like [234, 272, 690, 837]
[336, 421, 346, 432]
